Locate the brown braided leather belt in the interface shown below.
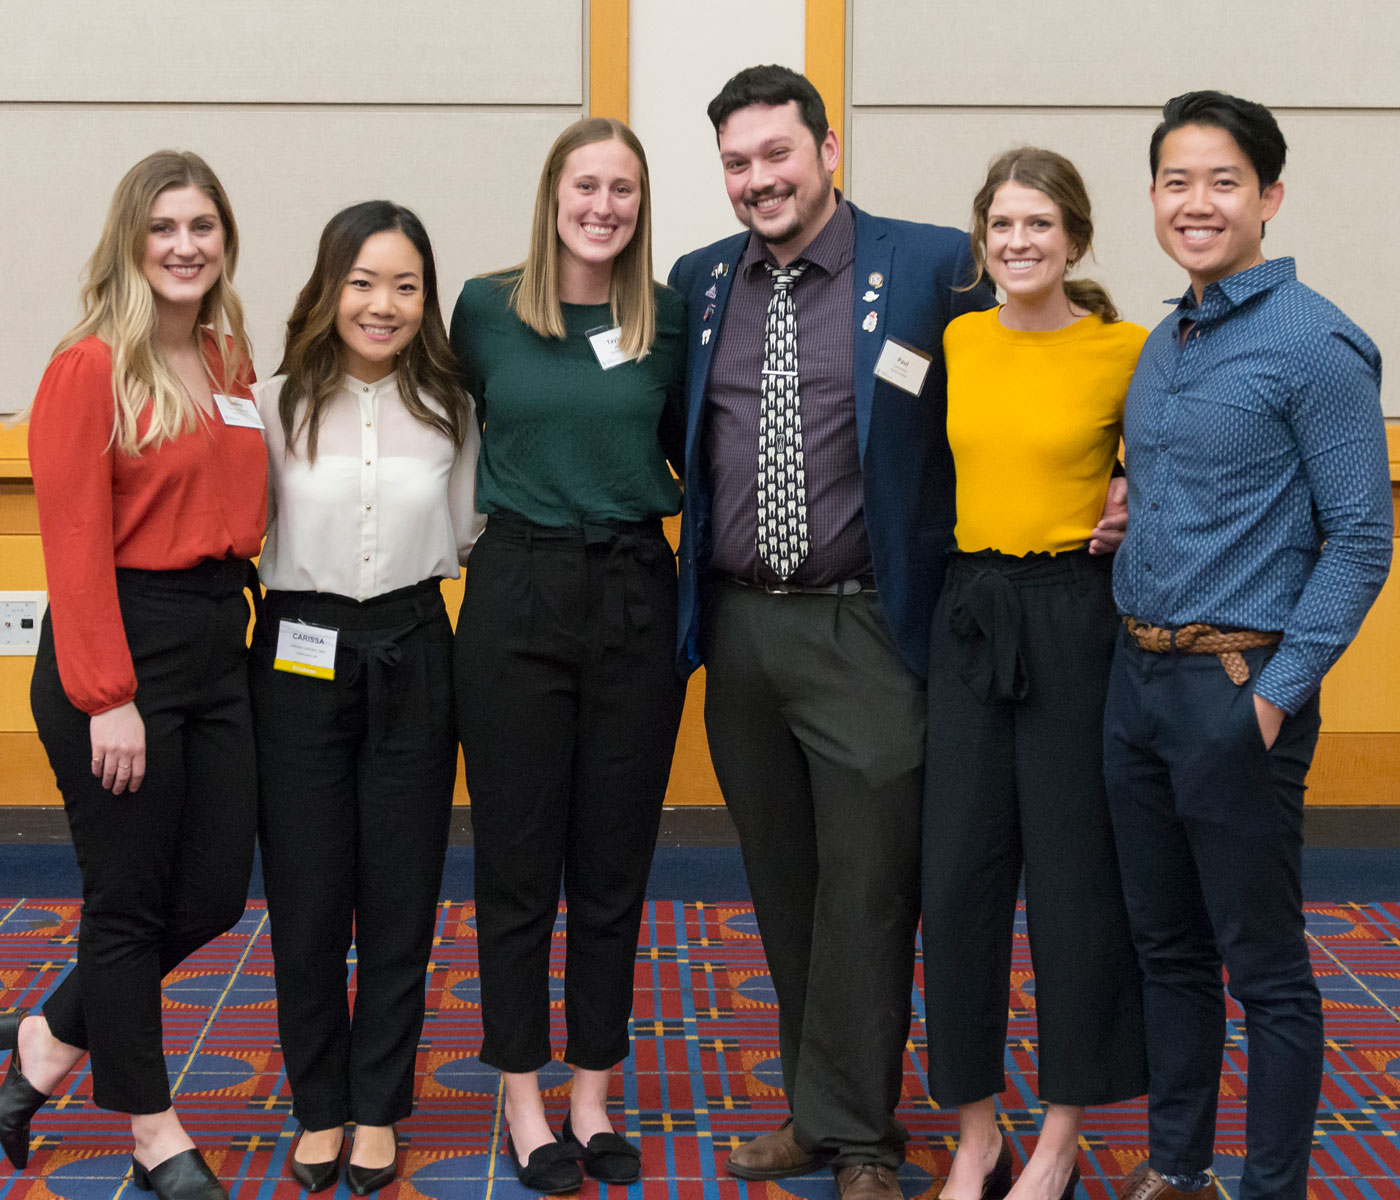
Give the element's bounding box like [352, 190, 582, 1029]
[1122, 617, 1282, 685]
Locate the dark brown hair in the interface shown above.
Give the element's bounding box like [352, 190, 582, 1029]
[276, 201, 471, 461]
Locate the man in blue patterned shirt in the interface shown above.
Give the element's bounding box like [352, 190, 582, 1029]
[1106, 91, 1392, 1200]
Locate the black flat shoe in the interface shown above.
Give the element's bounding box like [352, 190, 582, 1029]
[289, 1128, 344, 1193]
[507, 1134, 583, 1194]
[345, 1127, 398, 1196]
[0, 1017, 50, 1171]
[562, 1114, 641, 1184]
[938, 1136, 1013, 1200]
[130, 1148, 227, 1199]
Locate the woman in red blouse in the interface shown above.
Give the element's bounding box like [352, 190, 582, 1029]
[0, 151, 266, 1200]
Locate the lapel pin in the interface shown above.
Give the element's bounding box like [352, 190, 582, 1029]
[862, 311, 878, 333]
[862, 290, 880, 302]
[702, 303, 715, 322]
[710, 262, 729, 278]
[701, 329, 712, 345]
[868, 271, 884, 289]
[705, 284, 717, 299]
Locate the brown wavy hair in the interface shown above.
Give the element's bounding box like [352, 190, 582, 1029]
[276, 201, 471, 461]
[963, 146, 1120, 323]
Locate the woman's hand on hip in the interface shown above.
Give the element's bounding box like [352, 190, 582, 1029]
[90, 702, 146, 794]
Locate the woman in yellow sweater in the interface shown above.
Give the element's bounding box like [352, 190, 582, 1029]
[923, 148, 1148, 1200]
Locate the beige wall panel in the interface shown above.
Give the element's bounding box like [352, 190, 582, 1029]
[0, 107, 579, 403]
[847, 109, 1400, 417]
[852, 0, 1399, 107]
[630, 0, 806, 275]
[1320, 538, 1400, 733]
[4, 2, 581, 105]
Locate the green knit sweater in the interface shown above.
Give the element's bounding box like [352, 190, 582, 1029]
[449, 274, 683, 526]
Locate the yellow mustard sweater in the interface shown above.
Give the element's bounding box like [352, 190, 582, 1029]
[944, 307, 1148, 555]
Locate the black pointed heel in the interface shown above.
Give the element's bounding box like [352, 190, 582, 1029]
[346, 1126, 398, 1195]
[128, 1148, 226, 1199]
[289, 1127, 345, 1193]
[0, 1013, 50, 1171]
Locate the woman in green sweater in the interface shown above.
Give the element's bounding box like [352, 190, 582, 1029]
[448, 117, 684, 1194]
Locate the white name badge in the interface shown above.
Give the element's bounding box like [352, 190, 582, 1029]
[212, 392, 265, 429]
[873, 337, 933, 397]
[273, 620, 338, 680]
[587, 326, 629, 371]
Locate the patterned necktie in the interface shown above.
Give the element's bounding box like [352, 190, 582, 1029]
[757, 260, 810, 578]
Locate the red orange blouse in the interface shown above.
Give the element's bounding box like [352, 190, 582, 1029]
[28, 334, 267, 715]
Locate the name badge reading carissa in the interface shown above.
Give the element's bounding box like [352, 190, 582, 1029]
[587, 326, 629, 371]
[273, 620, 338, 681]
[873, 337, 933, 397]
[212, 393, 265, 429]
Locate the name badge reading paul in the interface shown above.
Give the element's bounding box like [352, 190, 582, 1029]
[273, 620, 338, 680]
[212, 393, 265, 429]
[587, 326, 629, 371]
[873, 337, 933, 397]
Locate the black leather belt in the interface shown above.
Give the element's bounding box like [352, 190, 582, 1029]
[727, 576, 874, 597]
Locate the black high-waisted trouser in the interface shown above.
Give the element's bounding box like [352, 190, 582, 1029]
[252, 578, 455, 1128]
[31, 558, 258, 1114]
[922, 549, 1147, 1107]
[456, 513, 685, 1073]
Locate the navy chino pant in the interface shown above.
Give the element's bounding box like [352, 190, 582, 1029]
[1103, 629, 1323, 1200]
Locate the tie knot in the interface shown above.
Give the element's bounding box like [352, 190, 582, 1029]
[766, 261, 808, 293]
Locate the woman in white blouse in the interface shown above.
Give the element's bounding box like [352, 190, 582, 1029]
[250, 201, 481, 1196]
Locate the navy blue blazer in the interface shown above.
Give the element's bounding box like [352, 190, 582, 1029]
[667, 202, 990, 680]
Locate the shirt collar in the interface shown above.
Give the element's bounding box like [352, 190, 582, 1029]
[1168, 256, 1297, 317]
[344, 370, 399, 396]
[741, 191, 853, 279]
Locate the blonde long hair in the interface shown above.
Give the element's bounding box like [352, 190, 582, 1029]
[963, 146, 1120, 323]
[54, 150, 251, 454]
[511, 118, 657, 360]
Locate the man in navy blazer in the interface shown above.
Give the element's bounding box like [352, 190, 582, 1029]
[667, 65, 991, 1200]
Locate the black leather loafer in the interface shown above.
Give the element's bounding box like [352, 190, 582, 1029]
[562, 1114, 641, 1184]
[507, 1134, 583, 1194]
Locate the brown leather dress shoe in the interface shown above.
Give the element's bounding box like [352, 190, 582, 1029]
[1117, 1163, 1215, 1200]
[724, 1117, 819, 1180]
[835, 1163, 902, 1200]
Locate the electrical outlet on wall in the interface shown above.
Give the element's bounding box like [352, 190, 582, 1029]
[0, 592, 47, 654]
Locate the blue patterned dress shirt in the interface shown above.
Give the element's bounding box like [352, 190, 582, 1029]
[1114, 257, 1392, 714]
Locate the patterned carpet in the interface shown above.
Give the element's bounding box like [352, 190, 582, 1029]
[1, 897, 1397, 1199]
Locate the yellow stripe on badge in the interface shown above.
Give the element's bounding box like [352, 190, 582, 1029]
[272, 658, 335, 681]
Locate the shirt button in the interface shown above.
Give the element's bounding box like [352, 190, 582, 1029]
[362, 385, 370, 393]
[365, 459, 372, 466]
[1144, 563, 1152, 571]
[1159, 442, 1167, 451]
[1150, 502, 1160, 511]
[365, 420, 372, 428]
[1168, 385, 1179, 394]
[365, 504, 372, 511]
[363, 554, 370, 562]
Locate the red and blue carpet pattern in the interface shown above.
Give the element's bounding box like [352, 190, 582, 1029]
[1, 898, 1397, 1199]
